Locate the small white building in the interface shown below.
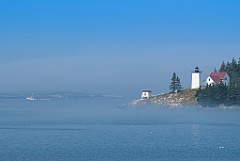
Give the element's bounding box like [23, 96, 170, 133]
[206, 72, 230, 86]
[141, 90, 152, 99]
[191, 66, 201, 89]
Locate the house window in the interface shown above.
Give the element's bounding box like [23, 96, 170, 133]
[225, 77, 227, 80]
[209, 78, 210, 81]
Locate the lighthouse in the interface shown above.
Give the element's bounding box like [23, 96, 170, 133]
[191, 66, 201, 89]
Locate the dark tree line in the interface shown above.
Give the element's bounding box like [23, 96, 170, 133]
[169, 72, 182, 93]
[219, 57, 240, 82]
[196, 57, 240, 107]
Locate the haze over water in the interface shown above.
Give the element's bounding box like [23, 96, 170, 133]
[1, 95, 240, 161]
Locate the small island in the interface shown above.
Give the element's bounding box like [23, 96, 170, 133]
[131, 58, 240, 108]
[132, 88, 198, 107]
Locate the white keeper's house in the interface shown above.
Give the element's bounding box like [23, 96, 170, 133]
[206, 72, 230, 86]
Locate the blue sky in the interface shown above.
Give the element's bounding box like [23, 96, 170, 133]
[0, 0, 239, 97]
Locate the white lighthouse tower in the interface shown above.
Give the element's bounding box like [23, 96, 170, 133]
[191, 66, 201, 89]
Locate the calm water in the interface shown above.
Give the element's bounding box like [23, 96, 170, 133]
[0, 95, 240, 161]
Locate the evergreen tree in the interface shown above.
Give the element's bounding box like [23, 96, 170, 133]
[224, 58, 238, 80]
[197, 86, 209, 107]
[212, 83, 228, 106]
[175, 76, 182, 92]
[226, 82, 240, 106]
[218, 83, 228, 104]
[237, 83, 240, 105]
[230, 58, 238, 79]
[237, 58, 240, 79]
[219, 61, 226, 72]
[208, 84, 219, 106]
[169, 72, 177, 93]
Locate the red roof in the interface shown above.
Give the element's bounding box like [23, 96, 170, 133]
[209, 72, 227, 82]
[142, 90, 152, 92]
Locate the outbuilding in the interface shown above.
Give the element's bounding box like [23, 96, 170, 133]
[141, 90, 152, 99]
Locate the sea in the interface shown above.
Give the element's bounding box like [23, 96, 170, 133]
[0, 93, 240, 161]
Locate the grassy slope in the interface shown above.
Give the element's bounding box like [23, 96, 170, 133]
[149, 88, 198, 106]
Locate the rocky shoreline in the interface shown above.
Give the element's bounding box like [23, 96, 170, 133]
[130, 89, 198, 108]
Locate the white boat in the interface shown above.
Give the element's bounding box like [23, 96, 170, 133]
[26, 95, 37, 100]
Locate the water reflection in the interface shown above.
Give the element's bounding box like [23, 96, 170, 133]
[191, 124, 200, 148]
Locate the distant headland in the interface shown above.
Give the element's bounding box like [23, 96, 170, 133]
[131, 57, 240, 108]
